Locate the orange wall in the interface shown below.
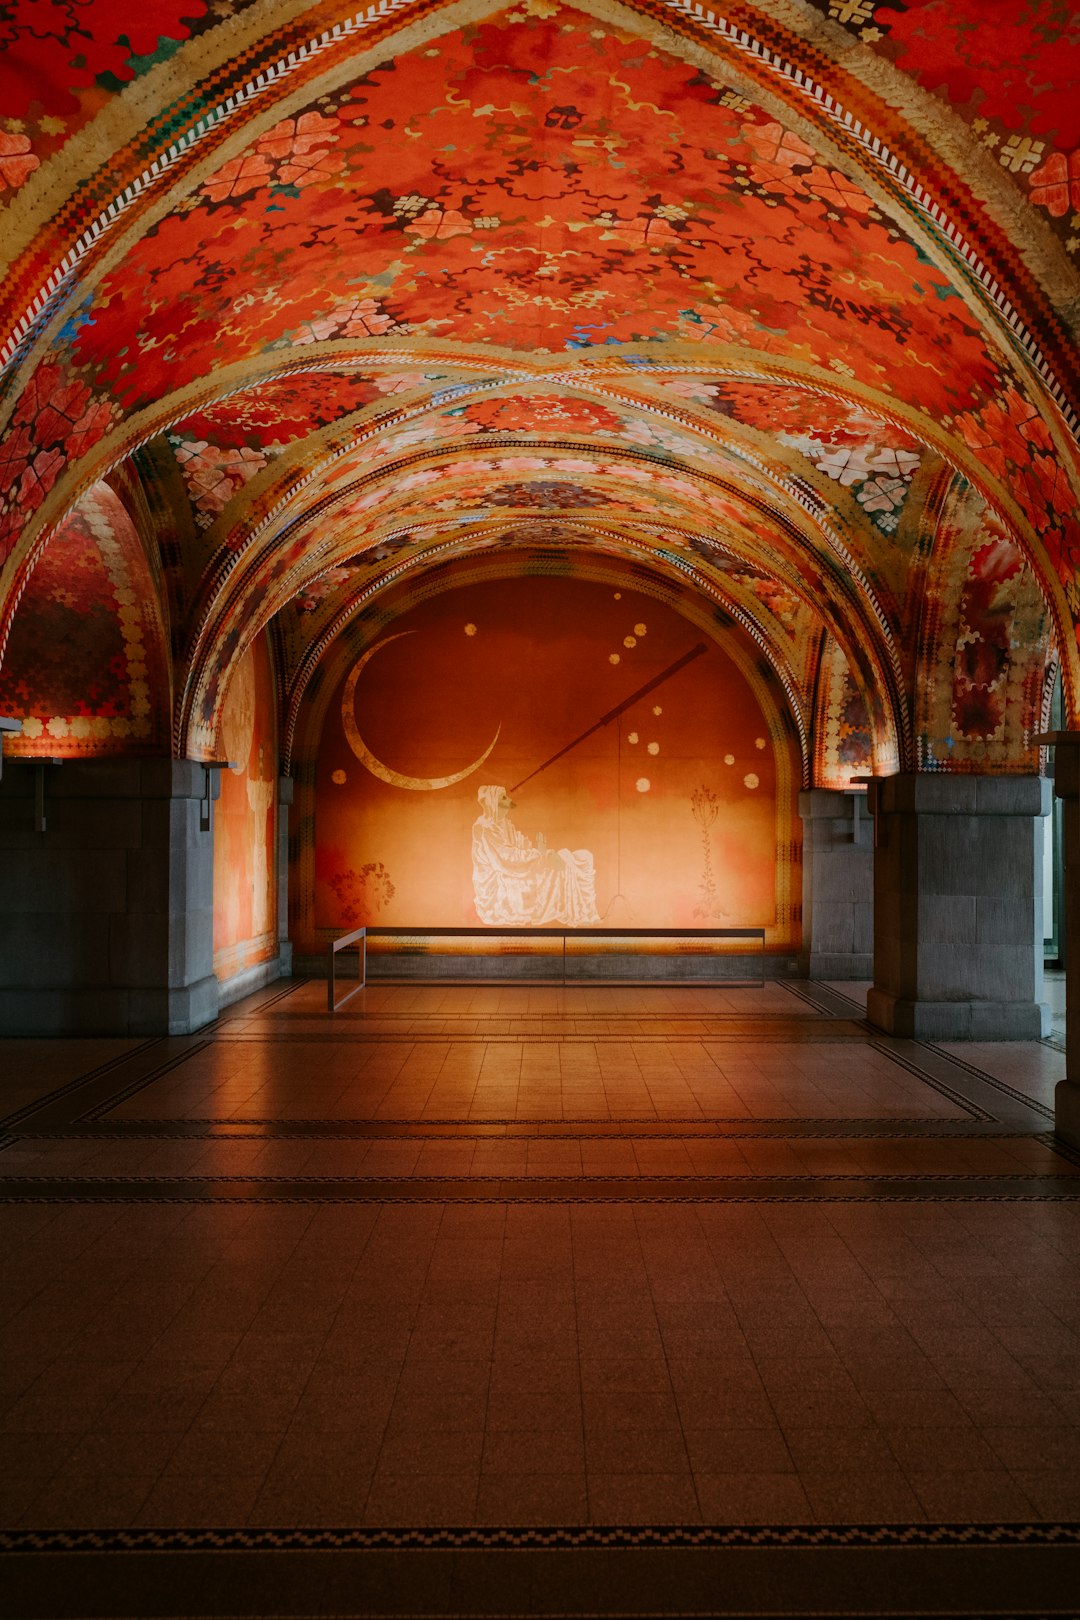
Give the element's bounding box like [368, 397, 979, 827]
[313, 579, 795, 937]
[213, 632, 278, 976]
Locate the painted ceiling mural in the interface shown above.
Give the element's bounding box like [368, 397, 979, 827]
[0, 479, 168, 753]
[804, 0, 1080, 251]
[0, 0, 1072, 795]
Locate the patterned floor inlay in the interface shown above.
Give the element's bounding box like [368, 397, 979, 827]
[5, 1520, 1080, 1550]
[5, 1177, 1080, 1203]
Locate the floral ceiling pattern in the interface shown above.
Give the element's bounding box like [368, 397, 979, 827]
[807, 0, 1080, 252]
[0, 0, 1073, 782]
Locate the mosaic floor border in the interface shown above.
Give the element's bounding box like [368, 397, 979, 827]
[4, 1522, 1080, 1552]
[5, 1174, 1080, 1203]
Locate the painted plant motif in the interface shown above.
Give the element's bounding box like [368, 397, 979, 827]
[690, 783, 727, 921]
[327, 862, 396, 926]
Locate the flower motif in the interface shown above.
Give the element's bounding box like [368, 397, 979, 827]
[806, 167, 875, 215]
[258, 112, 340, 162]
[814, 445, 876, 485]
[1028, 149, 1080, 215]
[404, 207, 473, 241]
[0, 129, 39, 189]
[295, 298, 396, 343]
[201, 153, 272, 204]
[856, 474, 907, 513]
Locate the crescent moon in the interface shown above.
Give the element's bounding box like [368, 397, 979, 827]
[341, 631, 501, 791]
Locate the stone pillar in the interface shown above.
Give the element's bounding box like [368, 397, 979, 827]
[1039, 734, 1080, 1147]
[277, 775, 294, 977]
[0, 758, 219, 1037]
[866, 774, 1049, 1041]
[798, 788, 873, 979]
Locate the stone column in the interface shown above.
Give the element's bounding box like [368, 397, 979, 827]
[866, 773, 1049, 1041]
[798, 788, 873, 979]
[277, 775, 294, 978]
[1038, 734, 1080, 1146]
[0, 757, 219, 1037]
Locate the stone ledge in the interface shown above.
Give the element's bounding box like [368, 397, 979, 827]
[872, 774, 1050, 818]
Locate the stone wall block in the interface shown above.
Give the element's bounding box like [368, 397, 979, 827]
[971, 942, 1039, 1004]
[976, 893, 1039, 950]
[49, 760, 146, 799]
[917, 893, 977, 947]
[5, 848, 127, 914]
[915, 941, 979, 1001]
[110, 912, 169, 988]
[0, 914, 106, 989]
[0, 988, 133, 1036]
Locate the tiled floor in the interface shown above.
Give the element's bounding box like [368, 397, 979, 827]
[2, 977, 1079, 1617]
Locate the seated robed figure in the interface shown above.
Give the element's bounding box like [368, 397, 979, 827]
[471, 785, 600, 927]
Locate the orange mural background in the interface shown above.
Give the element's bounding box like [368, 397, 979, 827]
[314, 579, 796, 940]
[213, 631, 277, 977]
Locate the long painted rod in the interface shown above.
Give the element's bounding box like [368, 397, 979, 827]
[509, 642, 708, 794]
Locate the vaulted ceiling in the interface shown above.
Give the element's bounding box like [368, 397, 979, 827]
[0, 0, 1075, 779]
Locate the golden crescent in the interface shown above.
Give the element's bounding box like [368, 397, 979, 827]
[341, 631, 501, 791]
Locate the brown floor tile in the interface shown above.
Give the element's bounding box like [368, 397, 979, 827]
[246, 1456, 375, 1527]
[1009, 1469, 1080, 1518]
[681, 1426, 794, 1475]
[800, 1469, 926, 1521]
[488, 1358, 581, 1396]
[166, 1426, 284, 1478]
[693, 1472, 812, 1524]
[587, 1473, 701, 1525]
[482, 1428, 586, 1474]
[582, 1389, 679, 1430]
[385, 1389, 488, 1434]
[907, 1469, 1036, 1520]
[20, 1474, 157, 1529]
[477, 1473, 588, 1525]
[135, 1473, 265, 1527]
[861, 1386, 971, 1428]
[983, 1425, 1080, 1471]
[375, 1426, 485, 1476]
[0, 1430, 80, 1478]
[363, 1471, 479, 1526]
[579, 1358, 672, 1393]
[584, 1426, 689, 1474]
[884, 1425, 1000, 1473]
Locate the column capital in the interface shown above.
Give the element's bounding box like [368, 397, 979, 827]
[871, 772, 1048, 817]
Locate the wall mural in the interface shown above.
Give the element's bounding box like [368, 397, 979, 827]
[312, 578, 797, 947]
[814, 640, 875, 789]
[212, 630, 277, 981]
[0, 480, 167, 755]
[916, 486, 1051, 773]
